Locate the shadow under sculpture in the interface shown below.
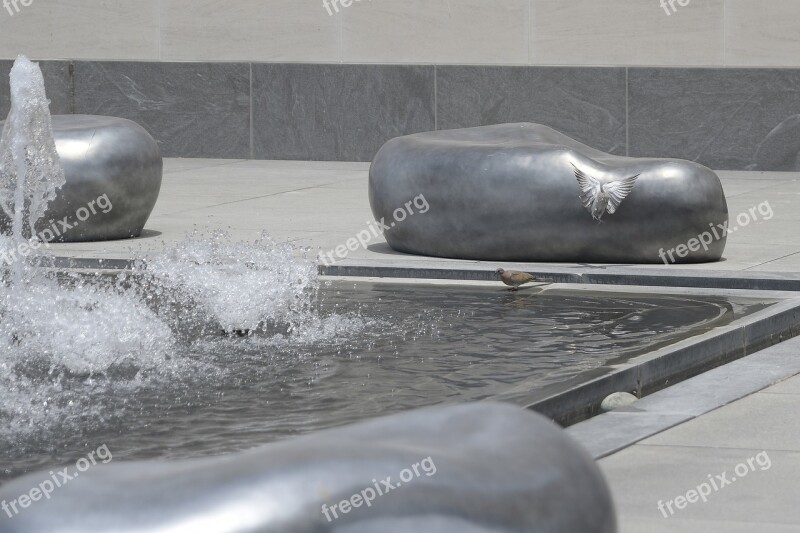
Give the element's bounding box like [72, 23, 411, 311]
[0, 403, 616, 533]
[0, 115, 162, 242]
[369, 123, 729, 263]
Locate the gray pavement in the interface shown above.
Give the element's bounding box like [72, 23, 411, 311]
[567, 335, 800, 532]
[598, 371, 800, 532]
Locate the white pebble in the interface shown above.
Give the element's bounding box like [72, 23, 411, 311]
[600, 392, 638, 412]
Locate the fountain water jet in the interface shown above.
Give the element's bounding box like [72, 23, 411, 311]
[0, 57, 176, 441]
[0, 56, 65, 285]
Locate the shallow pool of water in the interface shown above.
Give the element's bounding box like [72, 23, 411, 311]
[0, 280, 773, 483]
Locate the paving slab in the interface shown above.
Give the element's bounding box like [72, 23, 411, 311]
[162, 158, 247, 173]
[762, 374, 800, 394]
[618, 517, 800, 533]
[601, 447, 800, 531]
[640, 393, 800, 451]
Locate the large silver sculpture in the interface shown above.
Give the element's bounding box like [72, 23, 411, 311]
[0, 115, 162, 242]
[369, 123, 729, 263]
[0, 403, 616, 532]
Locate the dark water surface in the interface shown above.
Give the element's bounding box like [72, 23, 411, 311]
[0, 281, 772, 483]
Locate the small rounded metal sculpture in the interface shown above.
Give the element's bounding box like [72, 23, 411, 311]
[369, 123, 729, 263]
[0, 115, 162, 242]
[0, 403, 616, 532]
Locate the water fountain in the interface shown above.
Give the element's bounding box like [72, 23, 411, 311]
[0, 56, 359, 460]
[0, 56, 786, 533]
[0, 57, 177, 453]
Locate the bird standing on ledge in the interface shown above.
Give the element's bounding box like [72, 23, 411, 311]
[496, 268, 538, 291]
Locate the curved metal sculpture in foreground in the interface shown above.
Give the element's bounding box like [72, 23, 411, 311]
[0, 403, 616, 532]
[369, 123, 728, 263]
[0, 115, 162, 242]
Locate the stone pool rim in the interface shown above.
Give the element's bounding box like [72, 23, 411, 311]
[491, 284, 800, 425]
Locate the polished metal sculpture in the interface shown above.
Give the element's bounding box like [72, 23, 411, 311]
[0, 403, 616, 532]
[0, 115, 162, 242]
[369, 123, 729, 263]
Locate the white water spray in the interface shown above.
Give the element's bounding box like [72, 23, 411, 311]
[0, 56, 65, 284]
[0, 57, 369, 449]
[0, 57, 176, 438]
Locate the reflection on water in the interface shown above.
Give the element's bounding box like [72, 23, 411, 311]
[0, 280, 772, 483]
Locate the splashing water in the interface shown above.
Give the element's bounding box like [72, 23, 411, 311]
[0, 57, 371, 449]
[0, 57, 172, 371]
[0, 231, 372, 447]
[135, 229, 381, 356]
[0, 57, 178, 442]
[142, 229, 320, 335]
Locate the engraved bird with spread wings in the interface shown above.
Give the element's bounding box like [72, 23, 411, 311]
[572, 163, 639, 222]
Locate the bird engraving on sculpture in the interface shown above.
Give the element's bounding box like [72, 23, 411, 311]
[572, 163, 639, 222]
[496, 268, 538, 291]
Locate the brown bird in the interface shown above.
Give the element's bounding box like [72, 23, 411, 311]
[496, 268, 538, 291]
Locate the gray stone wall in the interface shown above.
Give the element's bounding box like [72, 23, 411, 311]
[2, 61, 799, 170]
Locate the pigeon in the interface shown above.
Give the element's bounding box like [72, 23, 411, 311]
[572, 163, 639, 222]
[496, 268, 538, 291]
